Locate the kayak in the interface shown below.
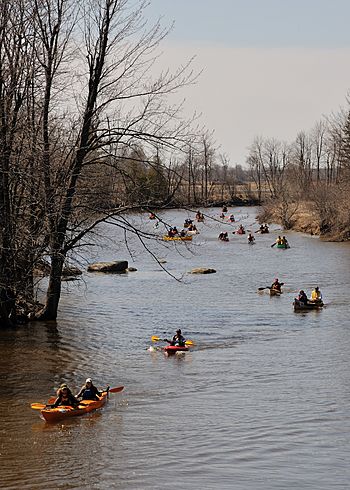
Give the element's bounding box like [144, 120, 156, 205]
[40, 391, 108, 423]
[293, 300, 324, 311]
[276, 243, 289, 249]
[270, 288, 282, 296]
[163, 235, 192, 241]
[235, 229, 245, 235]
[163, 345, 189, 354]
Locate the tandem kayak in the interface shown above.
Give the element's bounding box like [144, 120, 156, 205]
[163, 235, 193, 241]
[293, 300, 324, 312]
[276, 243, 289, 249]
[40, 391, 108, 423]
[163, 345, 189, 354]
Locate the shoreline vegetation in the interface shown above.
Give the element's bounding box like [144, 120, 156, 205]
[257, 200, 349, 242]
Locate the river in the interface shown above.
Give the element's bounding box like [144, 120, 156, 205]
[1, 207, 350, 489]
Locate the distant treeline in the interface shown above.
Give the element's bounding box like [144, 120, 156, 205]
[246, 105, 350, 240]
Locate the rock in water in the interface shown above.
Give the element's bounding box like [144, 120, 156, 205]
[87, 261, 128, 273]
[190, 267, 216, 274]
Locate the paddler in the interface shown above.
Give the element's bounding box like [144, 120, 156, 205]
[270, 278, 283, 292]
[247, 233, 255, 243]
[53, 384, 80, 408]
[76, 378, 101, 401]
[310, 286, 322, 303]
[165, 329, 186, 347]
[282, 236, 289, 247]
[296, 290, 308, 305]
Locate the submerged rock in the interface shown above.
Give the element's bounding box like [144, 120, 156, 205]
[190, 267, 216, 274]
[87, 260, 128, 273]
[126, 267, 137, 272]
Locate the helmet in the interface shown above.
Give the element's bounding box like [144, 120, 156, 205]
[176, 329, 182, 334]
[86, 378, 92, 384]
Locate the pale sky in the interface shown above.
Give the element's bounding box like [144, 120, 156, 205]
[146, 0, 350, 165]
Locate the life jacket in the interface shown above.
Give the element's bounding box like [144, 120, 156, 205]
[59, 393, 76, 406]
[82, 387, 98, 400]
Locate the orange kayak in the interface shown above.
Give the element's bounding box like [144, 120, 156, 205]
[40, 391, 108, 423]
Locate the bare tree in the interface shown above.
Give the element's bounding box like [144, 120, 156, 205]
[0, 0, 200, 325]
[31, 0, 198, 320]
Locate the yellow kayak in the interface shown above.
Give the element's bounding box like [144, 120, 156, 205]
[163, 235, 193, 241]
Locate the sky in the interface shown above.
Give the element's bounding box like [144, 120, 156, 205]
[145, 0, 350, 166]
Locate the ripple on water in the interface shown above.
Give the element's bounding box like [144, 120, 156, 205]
[1, 208, 350, 489]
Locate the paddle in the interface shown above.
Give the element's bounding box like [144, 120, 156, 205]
[31, 402, 88, 411]
[108, 386, 124, 393]
[31, 403, 50, 410]
[271, 242, 276, 247]
[258, 283, 284, 292]
[151, 335, 195, 346]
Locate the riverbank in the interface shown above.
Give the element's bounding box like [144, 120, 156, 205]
[257, 201, 350, 242]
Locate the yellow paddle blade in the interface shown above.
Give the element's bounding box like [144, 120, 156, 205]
[151, 335, 161, 342]
[185, 340, 194, 346]
[31, 403, 46, 410]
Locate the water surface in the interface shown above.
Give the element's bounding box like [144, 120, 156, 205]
[1, 208, 349, 489]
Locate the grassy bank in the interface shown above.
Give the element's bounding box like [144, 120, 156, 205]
[257, 200, 350, 242]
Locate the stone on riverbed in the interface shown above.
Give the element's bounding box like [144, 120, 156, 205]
[190, 267, 216, 274]
[87, 261, 129, 273]
[126, 267, 137, 272]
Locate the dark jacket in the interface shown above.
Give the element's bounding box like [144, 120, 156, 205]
[76, 384, 101, 401]
[297, 292, 308, 304]
[271, 281, 282, 292]
[171, 334, 186, 347]
[53, 392, 80, 408]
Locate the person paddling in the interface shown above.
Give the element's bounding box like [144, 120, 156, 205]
[296, 290, 308, 305]
[76, 378, 101, 401]
[247, 233, 255, 244]
[218, 231, 229, 241]
[164, 329, 186, 347]
[53, 384, 80, 408]
[271, 278, 283, 292]
[282, 236, 289, 247]
[310, 286, 322, 303]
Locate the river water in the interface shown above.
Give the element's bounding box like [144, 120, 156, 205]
[1, 207, 350, 489]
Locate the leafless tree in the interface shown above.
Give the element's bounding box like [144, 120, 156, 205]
[0, 0, 200, 324]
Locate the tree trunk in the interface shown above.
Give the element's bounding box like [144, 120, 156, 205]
[36, 253, 64, 320]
